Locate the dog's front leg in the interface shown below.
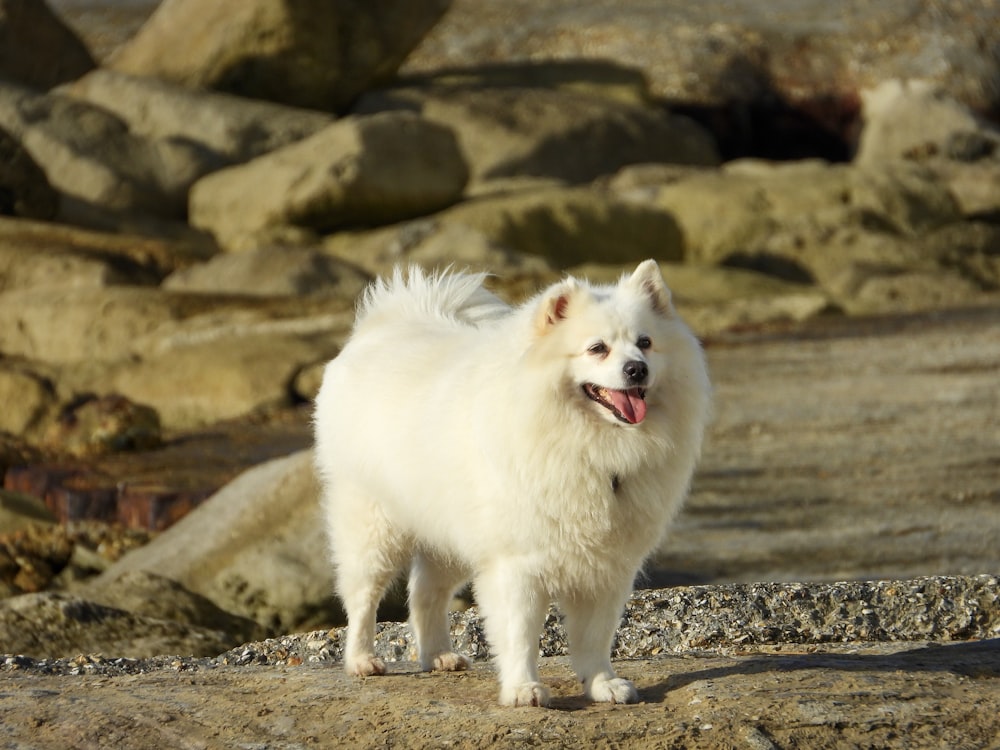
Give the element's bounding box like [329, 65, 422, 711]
[474, 567, 551, 707]
[560, 586, 639, 704]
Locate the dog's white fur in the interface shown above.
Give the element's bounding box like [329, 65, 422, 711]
[314, 261, 710, 707]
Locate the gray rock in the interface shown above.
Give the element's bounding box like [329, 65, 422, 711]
[405, 0, 1000, 129]
[63, 69, 335, 162]
[0, 590, 245, 659]
[0, 83, 224, 223]
[0, 0, 94, 89]
[357, 84, 719, 186]
[108, 0, 452, 110]
[325, 185, 684, 271]
[189, 111, 469, 250]
[163, 245, 370, 298]
[94, 451, 340, 632]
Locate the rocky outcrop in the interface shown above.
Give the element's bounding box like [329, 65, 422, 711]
[107, 0, 452, 110]
[0, 0, 94, 89]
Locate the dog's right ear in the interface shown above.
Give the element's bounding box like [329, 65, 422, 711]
[534, 279, 579, 335]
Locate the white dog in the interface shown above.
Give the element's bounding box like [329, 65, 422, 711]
[314, 260, 710, 707]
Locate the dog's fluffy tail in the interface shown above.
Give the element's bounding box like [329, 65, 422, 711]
[354, 266, 509, 331]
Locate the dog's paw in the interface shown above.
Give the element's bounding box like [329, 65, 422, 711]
[500, 681, 551, 708]
[425, 651, 470, 672]
[345, 654, 387, 677]
[587, 675, 639, 704]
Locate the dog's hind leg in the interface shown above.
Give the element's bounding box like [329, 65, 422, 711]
[327, 491, 407, 677]
[408, 552, 470, 672]
[559, 584, 639, 704]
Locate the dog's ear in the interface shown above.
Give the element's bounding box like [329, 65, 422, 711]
[629, 259, 673, 315]
[534, 279, 579, 335]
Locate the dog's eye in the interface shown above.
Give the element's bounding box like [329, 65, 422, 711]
[588, 342, 609, 356]
[636, 335, 652, 350]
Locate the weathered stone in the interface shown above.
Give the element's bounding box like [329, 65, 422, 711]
[95, 451, 339, 633]
[356, 84, 719, 186]
[325, 185, 684, 270]
[63, 69, 335, 162]
[0, 125, 58, 220]
[0, 0, 94, 89]
[41, 394, 161, 458]
[109, 0, 451, 110]
[189, 112, 468, 250]
[163, 245, 370, 298]
[405, 0, 1000, 138]
[0, 216, 214, 289]
[0, 365, 54, 437]
[0, 591, 244, 658]
[0, 83, 224, 223]
[857, 79, 1000, 164]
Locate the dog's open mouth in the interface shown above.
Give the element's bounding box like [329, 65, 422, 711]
[582, 384, 647, 425]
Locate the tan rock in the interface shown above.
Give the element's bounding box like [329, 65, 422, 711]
[63, 70, 335, 162]
[357, 84, 718, 187]
[108, 0, 451, 110]
[189, 112, 468, 250]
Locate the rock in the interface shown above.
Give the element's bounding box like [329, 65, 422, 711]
[0, 579, 997, 748]
[109, 0, 452, 110]
[0, 591, 243, 658]
[94, 451, 340, 632]
[856, 79, 1000, 164]
[163, 245, 370, 298]
[83, 570, 264, 645]
[63, 69, 335, 162]
[0, 216, 213, 291]
[0, 125, 58, 220]
[189, 111, 469, 250]
[405, 0, 1000, 143]
[110, 331, 341, 430]
[0, 490, 55, 534]
[41, 394, 161, 458]
[356, 83, 719, 186]
[0, 0, 94, 89]
[0, 83, 224, 223]
[326, 185, 684, 271]
[0, 364, 54, 437]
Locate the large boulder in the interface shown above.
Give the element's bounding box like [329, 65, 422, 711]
[325, 185, 686, 272]
[109, 0, 452, 110]
[405, 0, 1000, 144]
[64, 70, 335, 163]
[189, 111, 468, 250]
[357, 83, 719, 186]
[0, 83, 223, 223]
[93, 451, 340, 633]
[0, 0, 94, 89]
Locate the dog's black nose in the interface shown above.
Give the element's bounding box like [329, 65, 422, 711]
[623, 360, 648, 384]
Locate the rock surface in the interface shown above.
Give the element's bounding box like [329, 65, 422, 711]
[1, 577, 998, 749]
[107, 0, 451, 110]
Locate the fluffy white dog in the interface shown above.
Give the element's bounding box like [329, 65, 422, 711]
[314, 260, 710, 707]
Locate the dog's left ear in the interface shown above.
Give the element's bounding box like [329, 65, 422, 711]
[534, 278, 579, 335]
[629, 259, 673, 315]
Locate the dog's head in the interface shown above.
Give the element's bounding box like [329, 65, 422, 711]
[531, 260, 683, 427]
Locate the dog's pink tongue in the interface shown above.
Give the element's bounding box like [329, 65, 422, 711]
[610, 389, 647, 424]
